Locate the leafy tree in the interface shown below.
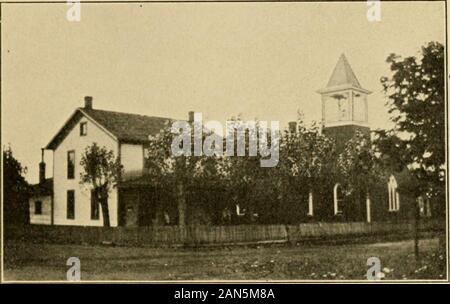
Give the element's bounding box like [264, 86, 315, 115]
[336, 131, 387, 221]
[375, 42, 445, 202]
[3, 145, 30, 226]
[278, 117, 336, 222]
[374, 42, 444, 258]
[79, 143, 122, 227]
[213, 117, 288, 224]
[337, 131, 386, 195]
[145, 116, 284, 225]
[146, 121, 224, 226]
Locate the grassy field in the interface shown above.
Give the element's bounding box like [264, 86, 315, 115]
[3, 237, 446, 281]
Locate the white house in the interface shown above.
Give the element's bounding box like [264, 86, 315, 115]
[40, 96, 170, 227]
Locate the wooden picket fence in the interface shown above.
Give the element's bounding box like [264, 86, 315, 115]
[5, 220, 443, 247]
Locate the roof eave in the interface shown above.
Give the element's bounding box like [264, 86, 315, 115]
[316, 85, 372, 95]
[119, 138, 150, 145]
[45, 109, 82, 150]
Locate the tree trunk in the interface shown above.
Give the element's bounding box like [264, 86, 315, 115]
[177, 182, 186, 227]
[99, 189, 110, 227]
[414, 198, 420, 262]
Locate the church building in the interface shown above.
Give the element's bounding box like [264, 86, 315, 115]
[313, 54, 428, 224]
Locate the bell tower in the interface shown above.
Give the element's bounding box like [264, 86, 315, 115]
[317, 54, 371, 151]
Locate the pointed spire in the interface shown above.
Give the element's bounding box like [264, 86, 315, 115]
[317, 54, 371, 95]
[326, 53, 361, 89]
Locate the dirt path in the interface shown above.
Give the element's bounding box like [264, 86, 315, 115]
[3, 237, 445, 281]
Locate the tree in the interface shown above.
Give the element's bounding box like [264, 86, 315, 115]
[375, 41, 445, 259]
[219, 118, 278, 223]
[79, 143, 122, 227]
[375, 42, 445, 202]
[338, 131, 386, 195]
[146, 121, 224, 226]
[278, 117, 336, 222]
[337, 131, 387, 221]
[3, 145, 30, 226]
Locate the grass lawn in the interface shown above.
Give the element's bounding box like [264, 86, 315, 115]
[3, 237, 446, 281]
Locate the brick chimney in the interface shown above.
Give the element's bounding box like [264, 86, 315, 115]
[188, 111, 195, 123]
[84, 96, 93, 109]
[288, 121, 297, 133]
[39, 148, 46, 184]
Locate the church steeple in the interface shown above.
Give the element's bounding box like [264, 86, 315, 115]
[326, 54, 362, 89]
[319, 53, 371, 95]
[317, 54, 372, 151]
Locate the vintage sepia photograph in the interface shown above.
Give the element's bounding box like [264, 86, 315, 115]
[0, 0, 447, 284]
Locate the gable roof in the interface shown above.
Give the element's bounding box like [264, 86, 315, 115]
[46, 107, 173, 150]
[326, 53, 362, 89]
[81, 108, 172, 143]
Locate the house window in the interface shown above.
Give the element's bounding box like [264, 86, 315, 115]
[67, 190, 75, 219]
[35, 201, 42, 215]
[388, 175, 400, 211]
[67, 151, 75, 179]
[333, 183, 343, 215]
[80, 122, 87, 136]
[91, 189, 100, 220]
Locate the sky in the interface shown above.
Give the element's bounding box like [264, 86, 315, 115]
[1, 1, 446, 183]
